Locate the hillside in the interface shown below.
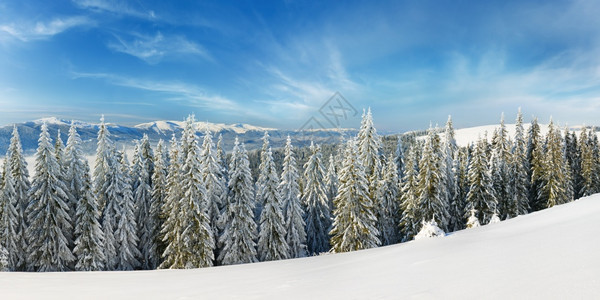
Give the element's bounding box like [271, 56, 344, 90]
[1, 194, 599, 299]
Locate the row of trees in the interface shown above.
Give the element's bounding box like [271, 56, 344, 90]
[0, 109, 595, 271]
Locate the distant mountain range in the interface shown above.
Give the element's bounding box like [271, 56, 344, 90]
[0, 117, 358, 155]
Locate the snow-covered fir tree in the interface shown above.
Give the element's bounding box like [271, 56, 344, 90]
[465, 137, 497, 224]
[218, 138, 258, 265]
[443, 116, 460, 232]
[280, 136, 307, 258]
[255, 131, 271, 220]
[133, 135, 158, 270]
[330, 139, 380, 253]
[538, 120, 572, 207]
[216, 133, 228, 180]
[200, 128, 227, 253]
[416, 127, 449, 231]
[0, 243, 9, 271]
[490, 114, 512, 219]
[257, 148, 289, 261]
[511, 109, 530, 216]
[0, 162, 22, 271]
[453, 146, 470, 229]
[6, 126, 30, 270]
[394, 135, 405, 180]
[54, 129, 75, 252]
[114, 151, 141, 270]
[178, 118, 215, 268]
[376, 154, 401, 245]
[94, 116, 112, 211]
[324, 154, 338, 211]
[66, 123, 106, 271]
[579, 127, 596, 197]
[399, 147, 420, 241]
[149, 140, 168, 262]
[356, 108, 383, 237]
[302, 141, 329, 256]
[414, 219, 445, 240]
[159, 134, 186, 269]
[26, 123, 75, 272]
[564, 128, 581, 199]
[527, 118, 546, 211]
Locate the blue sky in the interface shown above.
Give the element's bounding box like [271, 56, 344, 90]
[1, 0, 600, 131]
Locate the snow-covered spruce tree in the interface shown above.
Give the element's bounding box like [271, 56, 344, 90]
[414, 219, 445, 240]
[25, 123, 75, 272]
[218, 138, 258, 265]
[356, 108, 383, 237]
[0, 163, 22, 271]
[527, 118, 545, 211]
[94, 115, 112, 212]
[443, 116, 461, 232]
[330, 139, 380, 253]
[324, 154, 338, 211]
[178, 118, 215, 268]
[465, 137, 497, 224]
[465, 209, 480, 228]
[6, 126, 30, 270]
[159, 134, 186, 269]
[376, 154, 401, 245]
[255, 131, 271, 221]
[200, 128, 227, 254]
[579, 128, 596, 197]
[399, 147, 420, 242]
[394, 136, 405, 181]
[302, 141, 329, 256]
[54, 129, 75, 252]
[511, 109, 530, 216]
[216, 133, 228, 180]
[134, 135, 159, 270]
[564, 128, 582, 200]
[66, 123, 106, 271]
[538, 120, 572, 208]
[150, 139, 168, 263]
[453, 146, 470, 230]
[257, 148, 289, 262]
[416, 127, 449, 231]
[280, 136, 307, 258]
[591, 135, 600, 194]
[490, 114, 512, 219]
[0, 243, 9, 271]
[114, 151, 141, 270]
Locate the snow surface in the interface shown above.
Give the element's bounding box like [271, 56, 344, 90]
[1, 194, 599, 299]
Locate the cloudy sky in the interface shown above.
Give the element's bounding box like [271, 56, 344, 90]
[1, 0, 600, 131]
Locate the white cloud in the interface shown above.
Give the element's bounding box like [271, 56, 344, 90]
[107, 32, 212, 64]
[0, 16, 93, 42]
[72, 0, 156, 20]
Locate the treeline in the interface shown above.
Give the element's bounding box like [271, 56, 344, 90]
[0, 109, 594, 271]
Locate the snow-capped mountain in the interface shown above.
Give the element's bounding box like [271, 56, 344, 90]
[0, 118, 355, 155]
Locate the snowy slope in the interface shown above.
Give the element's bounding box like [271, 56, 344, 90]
[2, 194, 599, 299]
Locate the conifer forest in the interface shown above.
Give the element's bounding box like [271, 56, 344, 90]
[0, 108, 593, 272]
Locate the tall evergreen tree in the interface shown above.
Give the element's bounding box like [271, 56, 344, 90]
[324, 154, 338, 211]
[490, 114, 512, 219]
[280, 136, 307, 258]
[94, 116, 112, 211]
[0, 162, 22, 271]
[26, 123, 75, 271]
[178, 118, 215, 268]
[330, 139, 380, 253]
[257, 148, 289, 261]
[218, 138, 258, 265]
[55, 129, 75, 252]
[302, 141, 329, 255]
[6, 126, 30, 270]
[527, 118, 545, 211]
[255, 131, 271, 220]
[114, 151, 141, 270]
[376, 154, 400, 245]
[200, 128, 227, 252]
[538, 120, 572, 207]
[399, 147, 420, 241]
[150, 139, 168, 264]
[356, 108, 383, 236]
[565, 129, 582, 199]
[465, 137, 497, 224]
[66, 123, 106, 271]
[579, 127, 595, 197]
[511, 109, 530, 216]
[416, 127, 449, 230]
[394, 135, 405, 180]
[134, 135, 158, 270]
[159, 134, 186, 269]
[443, 116, 460, 231]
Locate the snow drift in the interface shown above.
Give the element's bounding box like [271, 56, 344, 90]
[1, 193, 599, 299]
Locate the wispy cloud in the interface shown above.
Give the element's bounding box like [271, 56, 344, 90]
[70, 71, 241, 112]
[0, 16, 93, 42]
[72, 0, 156, 20]
[107, 32, 212, 64]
